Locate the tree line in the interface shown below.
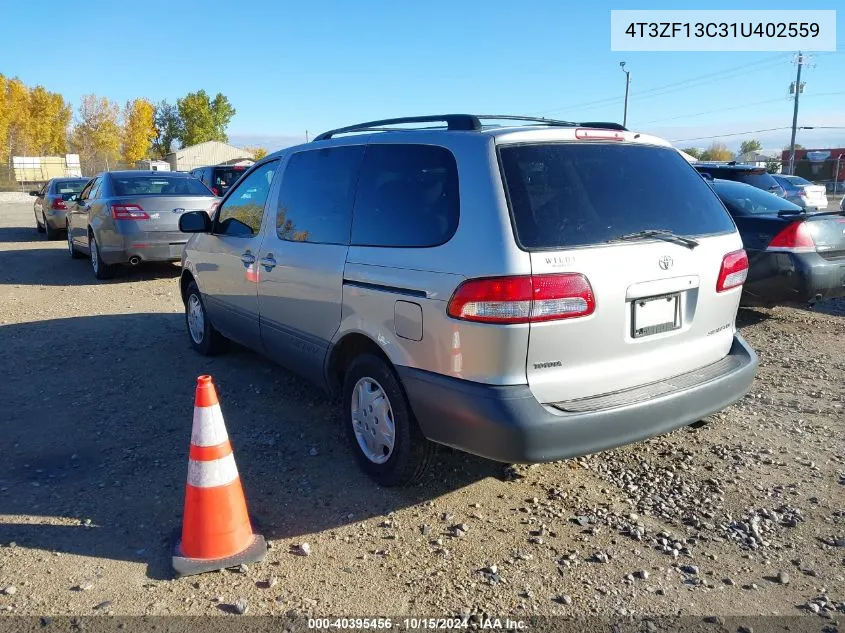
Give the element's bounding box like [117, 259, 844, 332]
[1, 75, 266, 170]
[682, 139, 803, 171]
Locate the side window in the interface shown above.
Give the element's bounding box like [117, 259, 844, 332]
[79, 177, 98, 201]
[351, 144, 459, 248]
[89, 177, 104, 200]
[276, 145, 365, 244]
[39, 182, 49, 196]
[214, 160, 279, 237]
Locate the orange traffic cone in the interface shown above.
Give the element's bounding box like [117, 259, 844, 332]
[172, 375, 266, 577]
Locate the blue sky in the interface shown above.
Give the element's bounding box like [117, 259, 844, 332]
[1, 0, 842, 151]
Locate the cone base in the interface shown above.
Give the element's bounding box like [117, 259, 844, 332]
[172, 533, 267, 577]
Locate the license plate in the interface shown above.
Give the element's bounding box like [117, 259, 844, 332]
[632, 294, 680, 338]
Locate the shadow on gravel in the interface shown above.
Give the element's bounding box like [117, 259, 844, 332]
[735, 307, 771, 328]
[0, 225, 44, 243]
[0, 314, 497, 582]
[794, 297, 845, 318]
[0, 242, 181, 286]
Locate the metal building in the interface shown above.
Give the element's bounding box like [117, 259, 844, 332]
[165, 141, 253, 172]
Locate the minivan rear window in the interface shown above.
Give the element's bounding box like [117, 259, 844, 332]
[499, 143, 735, 250]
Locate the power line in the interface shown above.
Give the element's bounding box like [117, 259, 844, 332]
[640, 91, 845, 126]
[670, 127, 790, 143]
[532, 53, 790, 116]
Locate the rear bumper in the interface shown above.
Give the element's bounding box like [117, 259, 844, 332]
[398, 335, 757, 464]
[743, 251, 845, 306]
[44, 209, 68, 229]
[100, 235, 188, 265]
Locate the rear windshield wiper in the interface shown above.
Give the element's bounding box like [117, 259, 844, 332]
[607, 229, 700, 249]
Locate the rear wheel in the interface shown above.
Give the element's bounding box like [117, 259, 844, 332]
[89, 231, 116, 280]
[342, 354, 435, 487]
[43, 213, 60, 240]
[67, 224, 84, 259]
[185, 280, 226, 355]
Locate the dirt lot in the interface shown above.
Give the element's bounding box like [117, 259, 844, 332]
[0, 199, 843, 623]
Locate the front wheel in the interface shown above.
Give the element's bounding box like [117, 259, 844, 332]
[342, 354, 435, 487]
[35, 213, 45, 233]
[185, 280, 226, 355]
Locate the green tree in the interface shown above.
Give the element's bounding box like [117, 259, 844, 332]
[151, 100, 180, 158]
[700, 142, 734, 162]
[739, 139, 762, 156]
[121, 98, 156, 164]
[765, 158, 781, 174]
[176, 90, 236, 147]
[680, 147, 702, 159]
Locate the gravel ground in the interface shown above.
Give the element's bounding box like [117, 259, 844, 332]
[0, 200, 843, 622]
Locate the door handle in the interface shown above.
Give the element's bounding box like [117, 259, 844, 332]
[241, 251, 256, 266]
[259, 254, 276, 271]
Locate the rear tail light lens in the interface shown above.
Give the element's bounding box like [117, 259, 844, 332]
[211, 186, 219, 196]
[767, 221, 815, 251]
[447, 273, 595, 324]
[111, 204, 149, 220]
[716, 249, 749, 292]
[50, 198, 68, 210]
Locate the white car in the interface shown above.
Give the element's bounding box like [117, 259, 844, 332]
[773, 174, 829, 210]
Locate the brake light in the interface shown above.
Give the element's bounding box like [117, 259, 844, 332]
[111, 204, 149, 220]
[50, 198, 67, 210]
[716, 249, 749, 292]
[574, 128, 625, 141]
[767, 221, 815, 252]
[211, 187, 219, 196]
[447, 273, 595, 324]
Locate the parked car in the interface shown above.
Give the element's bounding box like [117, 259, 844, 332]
[189, 164, 249, 197]
[710, 178, 845, 307]
[66, 171, 218, 279]
[178, 114, 758, 486]
[772, 174, 829, 210]
[694, 163, 785, 198]
[30, 177, 91, 240]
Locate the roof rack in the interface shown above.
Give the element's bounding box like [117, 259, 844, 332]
[313, 114, 627, 141]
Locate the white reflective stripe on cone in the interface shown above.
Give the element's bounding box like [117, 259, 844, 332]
[190, 404, 228, 447]
[187, 453, 239, 488]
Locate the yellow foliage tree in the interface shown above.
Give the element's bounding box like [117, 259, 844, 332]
[70, 94, 121, 171]
[244, 146, 268, 160]
[121, 98, 156, 165]
[4, 77, 32, 158]
[28, 86, 70, 155]
[699, 142, 734, 162]
[0, 75, 9, 162]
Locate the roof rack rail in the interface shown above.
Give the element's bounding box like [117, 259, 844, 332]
[313, 114, 628, 141]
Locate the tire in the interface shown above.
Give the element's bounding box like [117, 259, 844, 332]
[36, 213, 45, 233]
[342, 354, 435, 487]
[44, 214, 60, 240]
[67, 224, 84, 259]
[89, 231, 116, 280]
[184, 280, 226, 355]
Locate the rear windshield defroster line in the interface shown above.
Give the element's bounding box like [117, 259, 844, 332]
[498, 143, 736, 250]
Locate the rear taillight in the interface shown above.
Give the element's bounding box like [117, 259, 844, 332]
[716, 249, 749, 292]
[211, 187, 219, 196]
[447, 273, 595, 324]
[50, 198, 67, 210]
[767, 221, 815, 252]
[111, 204, 149, 220]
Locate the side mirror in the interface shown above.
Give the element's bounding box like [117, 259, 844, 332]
[29, 191, 39, 196]
[179, 210, 212, 233]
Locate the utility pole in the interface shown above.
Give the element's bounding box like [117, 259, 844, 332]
[620, 61, 631, 128]
[305, 130, 309, 142]
[787, 52, 806, 175]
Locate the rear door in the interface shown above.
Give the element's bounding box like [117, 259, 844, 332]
[498, 141, 743, 403]
[197, 159, 281, 351]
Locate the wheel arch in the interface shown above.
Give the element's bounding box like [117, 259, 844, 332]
[325, 332, 394, 397]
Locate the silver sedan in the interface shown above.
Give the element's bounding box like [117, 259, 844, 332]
[66, 171, 218, 279]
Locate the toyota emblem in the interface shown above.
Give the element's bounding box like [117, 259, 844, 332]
[658, 255, 673, 270]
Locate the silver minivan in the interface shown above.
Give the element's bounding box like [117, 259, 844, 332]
[178, 114, 758, 486]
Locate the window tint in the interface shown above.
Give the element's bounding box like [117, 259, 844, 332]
[112, 175, 211, 196]
[351, 144, 459, 247]
[276, 146, 364, 244]
[212, 166, 248, 196]
[499, 143, 735, 249]
[54, 179, 88, 195]
[714, 180, 801, 215]
[82, 177, 101, 201]
[215, 160, 279, 237]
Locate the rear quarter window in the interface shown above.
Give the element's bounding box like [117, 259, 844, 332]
[499, 143, 735, 249]
[350, 144, 459, 248]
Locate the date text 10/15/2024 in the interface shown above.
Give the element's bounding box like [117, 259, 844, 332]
[308, 618, 527, 630]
